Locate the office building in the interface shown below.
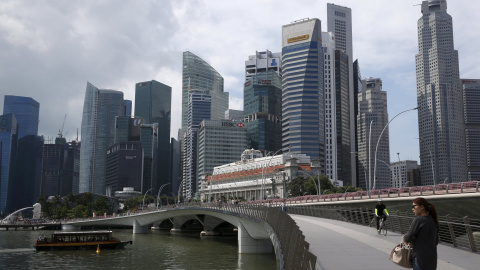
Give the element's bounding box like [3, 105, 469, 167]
[416, 1, 467, 184]
[353, 60, 363, 186]
[105, 141, 143, 196]
[123, 100, 132, 116]
[327, 3, 356, 187]
[244, 69, 282, 153]
[281, 18, 325, 165]
[79, 82, 125, 194]
[140, 123, 158, 193]
[181, 51, 229, 139]
[170, 138, 181, 198]
[357, 78, 390, 190]
[391, 160, 418, 188]
[225, 109, 244, 121]
[196, 119, 247, 192]
[3, 95, 39, 139]
[0, 113, 17, 212]
[245, 50, 281, 81]
[462, 79, 480, 180]
[183, 90, 211, 199]
[6, 135, 43, 212]
[135, 80, 172, 195]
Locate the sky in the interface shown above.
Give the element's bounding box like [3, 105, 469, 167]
[0, 0, 479, 163]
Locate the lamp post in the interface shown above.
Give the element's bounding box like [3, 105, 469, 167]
[143, 187, 154, 210]
[177, 179, 185, 204]
[416, 137, 436, 187]
[156, 183, 170, 209]
[373, 107, 419, 192]
[302, 173, 318, 195]
[261, 149, 282, 200]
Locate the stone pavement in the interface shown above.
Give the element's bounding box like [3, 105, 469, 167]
[291, 215, 480, 270]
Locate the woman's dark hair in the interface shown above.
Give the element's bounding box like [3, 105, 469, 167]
[413, 197, 439, 227]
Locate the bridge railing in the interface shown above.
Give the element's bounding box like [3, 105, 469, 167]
[267, 180, 480, 205]
[287, 205, 480, 253]
[177, 201, 317, 270]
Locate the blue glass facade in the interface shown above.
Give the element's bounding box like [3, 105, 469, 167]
[282, 19, 325, 163]
[3, 95, 39, 139]
[0, 113, 18, 212]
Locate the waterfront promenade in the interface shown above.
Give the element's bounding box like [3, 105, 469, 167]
[292, 215, 480, 270]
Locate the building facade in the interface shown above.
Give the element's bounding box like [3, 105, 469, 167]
[244, 69, 282, 153]
[135, 80, 172, 195]
[196, 119, 247, 196]
[79, 82, 125, 194]
[245, 50, 282, 81]
[105, 141, 143, 196]
[3, 95, 39, 139]
[391, 160, 419, 188]
[327, 3, 356, 187]
[0, 113, 17, 212]
[281, 18, 325, 165]
[225, 109, 244, 121]
[462, 79, 480, 181]
[357, 78, 390, 190]
[416, 0, 467, 185]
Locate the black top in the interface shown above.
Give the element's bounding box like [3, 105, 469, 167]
[375, 203, 387, 215]
[404, 216, 438, 270]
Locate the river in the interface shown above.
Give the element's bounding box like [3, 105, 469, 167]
[0, 229, 277, 270]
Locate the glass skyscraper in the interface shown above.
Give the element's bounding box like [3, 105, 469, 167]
[3, 95, 39, 139]
[244, 69, 282, 153]
[0, 113, 18, 212]
[79, 82, 125, 195]
[281, 18, 325, 164]
[135, 80, 172, 195]
[416, 0, 467, 184]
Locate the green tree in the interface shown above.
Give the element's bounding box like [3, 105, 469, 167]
[304, 178, 318, 195]
[287, 176, 306, 197]
[124, 197, 140, 211]
[93, 197, 108, 215]
[77, 193, 93, 207]
[72, 205, 90, 218]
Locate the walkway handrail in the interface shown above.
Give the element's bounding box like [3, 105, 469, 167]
[288, 205, 480, 253]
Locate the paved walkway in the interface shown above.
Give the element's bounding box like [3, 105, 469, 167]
[291, 215, 480, 270]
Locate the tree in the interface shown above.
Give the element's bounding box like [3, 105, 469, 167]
[287, 176, 306, 197]
[93, 197, 108, 215]
[124, 197, 140, 211]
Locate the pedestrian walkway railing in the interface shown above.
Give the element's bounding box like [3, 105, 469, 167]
[178, 202, 317, 270]
[287, 205, 480, 253]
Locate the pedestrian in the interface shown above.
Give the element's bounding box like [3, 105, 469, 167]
[281, 201, 286, 212]
[403, 197, 439, 270]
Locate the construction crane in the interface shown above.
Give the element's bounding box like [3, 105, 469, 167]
[58, 114, 67, 138]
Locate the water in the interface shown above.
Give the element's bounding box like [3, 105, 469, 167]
[0, 229, 277, 270]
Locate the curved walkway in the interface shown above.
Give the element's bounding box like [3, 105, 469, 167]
[292, 215, 480, 270]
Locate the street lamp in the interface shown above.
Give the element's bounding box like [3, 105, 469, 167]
[416, 137, 436, 187]
[143, 187, 154, 210]
[302, 173, 319, 195]
[373, 107, 419, 192]
[156, 183, 170, 209]
[261, 149, 282, 200]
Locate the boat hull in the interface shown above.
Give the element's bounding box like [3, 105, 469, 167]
[34, 241, 132, 251]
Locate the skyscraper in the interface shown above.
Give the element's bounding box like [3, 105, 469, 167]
[181, 52, 229, 138]
[462, 79, 480, 181]
[281, 18, 325, 165]
[3, 95, 39, 139]
[327, 3, 356, 186]
[244, 69, 282, 153]
[416, 0, 467, 184]
[79, 82, 125, 194]
[135, 80, 172, 195]
[0, 113, 17, 212]
[357, 78, 390, 190]
[245, 50, 282, 81]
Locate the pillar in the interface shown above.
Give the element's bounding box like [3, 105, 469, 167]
[237, 223, 272, 254]
[133, 219, 148, 234]
[61, 224, 79, 230]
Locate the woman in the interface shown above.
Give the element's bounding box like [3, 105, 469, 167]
[404, 197, 439, 270]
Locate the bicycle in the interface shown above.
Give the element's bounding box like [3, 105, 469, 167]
[378, 215, 387, 236]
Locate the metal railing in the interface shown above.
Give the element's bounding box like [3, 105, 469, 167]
[175, 202, 316, 270]
[287, 205, 480, 253]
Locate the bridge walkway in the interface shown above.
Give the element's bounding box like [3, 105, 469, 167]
[292, 215, 480, 270]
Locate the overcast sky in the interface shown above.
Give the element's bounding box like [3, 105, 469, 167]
[1, 0, 479, 162]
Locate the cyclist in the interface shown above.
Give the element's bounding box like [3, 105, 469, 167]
[375, 198, 389, 232]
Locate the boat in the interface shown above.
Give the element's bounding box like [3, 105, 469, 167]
[33, 231, 132, 251]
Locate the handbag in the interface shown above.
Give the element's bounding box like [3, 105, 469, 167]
[389, 242, 412, 268]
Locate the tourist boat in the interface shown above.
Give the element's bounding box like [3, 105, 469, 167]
[33, 231, 132, 251]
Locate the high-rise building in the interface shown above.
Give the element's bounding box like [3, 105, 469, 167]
[245, 50, 282, 81]
[105, 141, 143, 196]
[169, 138, 181, 198]
[6, 135, 43, 212]
[79, 82, 125, 195]
[327, 3, 356, 186]
[353, 60, 363, 187]
[462, 79, 480, 180]
[197, 119, 247, 192]
[3, 95, 39, 139]
[357, 78, 390, 190]
[225, 109, 244, 121]
[0, 113, 18, 212]
[244, 69, 282, 153]
[416, 0, 467, 184]
[181, 51, 229, 138]
[391, 160, 419, 188]
[135, 80, 172, 195]
[281, 18, 325, 166]
[183, 90, 212, 199]
[123, 100, 132, 116]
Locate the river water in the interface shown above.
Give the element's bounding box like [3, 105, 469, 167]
[0, 229, 277, 270]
